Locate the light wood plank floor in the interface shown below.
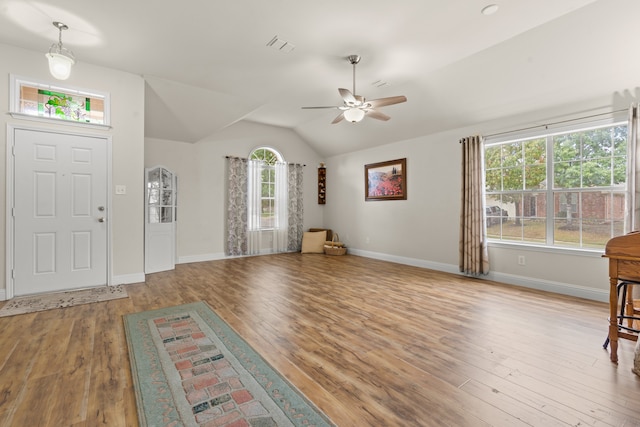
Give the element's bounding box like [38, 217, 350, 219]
[0, 253, 639, 426]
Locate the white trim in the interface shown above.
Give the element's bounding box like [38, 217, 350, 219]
[0, 289, 6, 301]
[112, 272, 145, 285]
[5, 123, 113, 299]
[487, 240, 603, 258]
[106, 134, 114, 289]
[484, 270, 608, 302]
[347, 248, 459, 274]
[348, 248, 608, 303]
[485, 113, 627, 145]
[8, 112, 112, 130]
[178, 253, 227, 264]
[177, 251, 293, 264]
[5, 126, 14, 300]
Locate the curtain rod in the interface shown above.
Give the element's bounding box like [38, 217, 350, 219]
[224, 155, 306, 167]
[480, 108, 628, 140]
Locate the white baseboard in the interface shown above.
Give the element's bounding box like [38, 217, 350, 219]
[348, 248, 459, 274]
[484, 271, 608, 302]
[112, 272, 146, 285]
[123, 247, 608, 303]
[178, 250, 304, 264]
[178, 253, 227, 264]
[0, 289, 5, 301]
[348, 248, 608, 303]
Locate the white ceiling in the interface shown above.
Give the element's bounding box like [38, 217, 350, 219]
[1, 0, 638, 157]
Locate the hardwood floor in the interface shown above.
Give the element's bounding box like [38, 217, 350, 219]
[0, 253, 639, 426]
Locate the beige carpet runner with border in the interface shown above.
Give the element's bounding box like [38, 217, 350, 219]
[124, 301, 335, 427]
[0, 285, 128, 317]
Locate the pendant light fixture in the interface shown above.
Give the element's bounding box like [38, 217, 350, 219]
[45, 21, 75, 80]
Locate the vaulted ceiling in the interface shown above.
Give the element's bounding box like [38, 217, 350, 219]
[1, 0, 638, 156]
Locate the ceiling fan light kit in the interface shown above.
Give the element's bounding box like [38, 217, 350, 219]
[302, 54, 407, 124]
[344, 107, 365, 123]
[45, 21, 75, 80]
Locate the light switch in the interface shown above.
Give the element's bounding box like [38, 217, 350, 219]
[115, 185, 127, 195]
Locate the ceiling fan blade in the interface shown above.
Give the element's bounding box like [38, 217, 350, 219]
[366, 95, 407, 108]
[338, 88, 357, 104]
[301, 106, 339, 109]
[366, 109, 391, 121]
[331, 112, 345, 124]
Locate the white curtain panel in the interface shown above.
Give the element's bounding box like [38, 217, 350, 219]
[247, 159, 263, 255]
[626, 103, 640, 232]
[459, 135, 490, 275]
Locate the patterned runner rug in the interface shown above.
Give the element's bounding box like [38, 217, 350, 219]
[123, 301, 335, 427]
[0, 285, 128, 317]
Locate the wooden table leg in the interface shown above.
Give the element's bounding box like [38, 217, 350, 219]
[609, 277, 619, 363]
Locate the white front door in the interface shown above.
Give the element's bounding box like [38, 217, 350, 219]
[13, 128, 108, 296]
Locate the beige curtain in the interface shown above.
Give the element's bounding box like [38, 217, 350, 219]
[286, 163, 305, 252]
[459, 135, 489, 275]
[226, 157, 249, 256]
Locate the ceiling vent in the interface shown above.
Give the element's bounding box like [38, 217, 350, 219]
[266, 36, 295, 54]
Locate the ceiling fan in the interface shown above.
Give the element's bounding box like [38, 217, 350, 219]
[302, 54, 407, 124]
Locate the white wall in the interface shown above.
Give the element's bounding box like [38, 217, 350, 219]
[143, 88, 637, 302]
[0, 43, 145, 297]
[2, 40, 628, 302]
[324, 95, 638, 303]
[145, 121, 325, 262]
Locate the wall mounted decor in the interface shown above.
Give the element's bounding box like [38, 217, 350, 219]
[318, 163, 326, 204]
[365, 158, 407, 201]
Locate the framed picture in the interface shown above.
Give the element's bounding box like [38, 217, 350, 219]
[365, 158, 407, 201]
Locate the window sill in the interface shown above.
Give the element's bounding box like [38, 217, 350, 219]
[487, 240, 604, 258]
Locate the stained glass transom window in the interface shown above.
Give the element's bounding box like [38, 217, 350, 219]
[11, 76, 109, 125]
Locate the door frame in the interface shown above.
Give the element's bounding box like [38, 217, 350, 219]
[4, 124, 113, 300]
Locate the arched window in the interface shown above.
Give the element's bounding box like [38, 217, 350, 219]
[226, 147, 304, 256]
[249, 147, 284, 230]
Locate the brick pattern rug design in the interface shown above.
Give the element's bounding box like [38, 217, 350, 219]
[123, 301, 335, 427]
[0, 285, 128, 317]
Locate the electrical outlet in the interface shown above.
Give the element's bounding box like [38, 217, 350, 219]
[518, 255, 525, 266]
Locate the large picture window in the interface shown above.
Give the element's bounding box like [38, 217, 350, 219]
[484, 123, 628, 249]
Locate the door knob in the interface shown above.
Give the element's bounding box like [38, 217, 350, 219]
[98, 206, 105, 211]
[98, 217, 105, 223]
